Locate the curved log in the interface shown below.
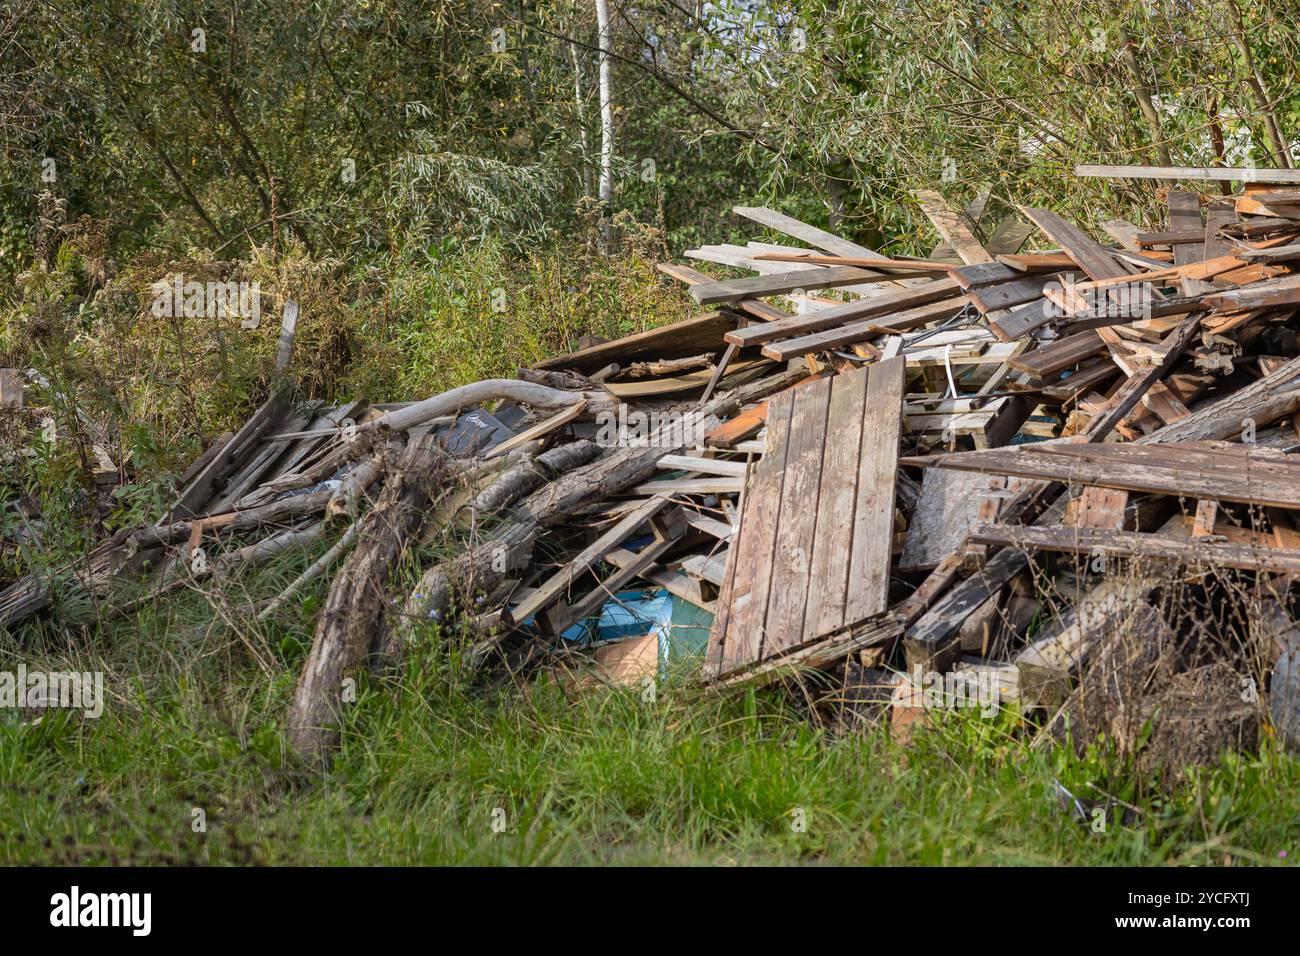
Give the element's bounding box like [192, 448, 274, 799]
[373, 380, 604, 433]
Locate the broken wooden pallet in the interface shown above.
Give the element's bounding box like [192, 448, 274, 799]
[706, 357, 905, 678]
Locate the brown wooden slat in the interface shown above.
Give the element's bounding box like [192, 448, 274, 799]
[714, 390, 796, 673]
[906, 440, 1300, 510]
[724, 278, 962, 349]
[1008, 329, 1106, 379]
[967, 273, 1073, 314]
[759, 298, 968, 362]
[760, 378, 833, 657]
[1018, 207, 1128, 281]
[533, 312, 734, 372]
[845, 357, 906, 623]
[803, 369, 868, 636]
[1167, 191, 1204, 266]
[972, 524, 1300, 574]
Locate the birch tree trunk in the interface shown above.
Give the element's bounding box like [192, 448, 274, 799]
[595, 0, 615, 252]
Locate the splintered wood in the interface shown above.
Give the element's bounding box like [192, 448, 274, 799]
[707, 358, 904, 678]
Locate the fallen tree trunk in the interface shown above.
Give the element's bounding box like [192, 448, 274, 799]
[286, 435, 450, 766]
[468, 440, 601, 515]
[372, 379, 606, 433]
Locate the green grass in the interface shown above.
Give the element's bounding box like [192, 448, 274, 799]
[2, 539, 1299, 866]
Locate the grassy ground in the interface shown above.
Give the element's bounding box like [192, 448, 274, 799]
[2, 537, 1299, 866]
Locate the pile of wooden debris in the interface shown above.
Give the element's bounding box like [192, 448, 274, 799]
[7, 163, 1300, 769]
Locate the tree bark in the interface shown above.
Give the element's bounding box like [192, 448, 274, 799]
[286, 436, 449, 766]
[595, 0, 616, 252]
[1117, 29, 1172, 167]
[1227, 0, 1293, 168]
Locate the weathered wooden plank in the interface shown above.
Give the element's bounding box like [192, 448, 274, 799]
[1240, 243, 1300, 263]
[656, 454, 749, 478]
[1008, 330, 1105, 379]
[1167, 191, 1204, 266]
[505, 496, 669, 626]
[1204, 275, 1300, 311]
[759, 297, 968, 362]
[1076, 164, 1300, 184]
[967, 273, 1072, 313]
[1101, 219, 1144, 251]
[1016, 578, 1161, 707]
[803, 369, 868, 636]
[726, 278, 962, 349]
[900, 468, 998, 572]
[1018, 207, 1128, 281]
[915, 189, 994, 264]
[761, 378, 833, 657]
[988, 298, 1054, 341]
[714, 390, 795, 672]
[689, 266, 874, 305]
[905, 440, 1300, 510]
[951, 261, 1020, 288]
[903, 545, 1028, 672]
[732, 206, 889, 260]
[845, 357, 906, 623]
[170, 385, 294, 520]
[713, 619, 902, 688]
[533, 312, 734, 372]
[485, 401, 586, 459]
[973, 524, 1300, 574]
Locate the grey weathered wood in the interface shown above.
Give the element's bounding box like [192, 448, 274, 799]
[170, 385, 294, 520]
[906, 440, 1300, 510]
[727, 278, 962, 349]
[915, 189, 994, 265]
[716, 390, 794, 672]
[276, 299, 299, 371]
[973, 524, 1300, 575]
[761, 376, 832, 658]
[732, 206, 888, 260]
[1016, 578, 1160, 707]
[1076, 164, 1300, 184]
[968, 273, 1073, 313]
[804, 370, 868, 636]
[1167, 192, 1204, 266]
[504, 495, 669, 626]
[760, 297, 967, 362]
[900, 469, 993, 571]
[689, 265, 876, 305]
[1240, 243, 1300, 263]
[845, 357, 905, 623]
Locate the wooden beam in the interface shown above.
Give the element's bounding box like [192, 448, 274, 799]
[973, 524, 1300, 574]
[1076, 164, 1300, 184]
[914, 190, 994, 265]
